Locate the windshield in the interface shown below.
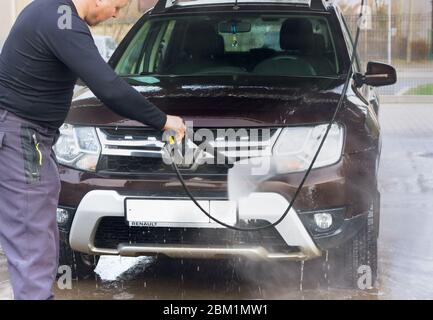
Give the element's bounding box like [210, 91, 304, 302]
[115, 14, 345, 79]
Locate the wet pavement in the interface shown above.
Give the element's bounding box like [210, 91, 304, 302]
[1, 103, 433, 300]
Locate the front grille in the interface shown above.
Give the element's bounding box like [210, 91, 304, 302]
[102, 128, 164, 141]
[100, 155, 162, 173]
[96, 127, 281, 175]
[94, 217, 296, 254]
[97, 155, 230, 175]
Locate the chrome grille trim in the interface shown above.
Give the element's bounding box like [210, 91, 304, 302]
[96, 127, 283, 171]
[97, 128, 166, 158]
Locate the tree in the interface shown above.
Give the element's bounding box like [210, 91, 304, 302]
[431, 0, 433, 55]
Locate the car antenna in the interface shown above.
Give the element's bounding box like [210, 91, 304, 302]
[233, 0, 239, 9]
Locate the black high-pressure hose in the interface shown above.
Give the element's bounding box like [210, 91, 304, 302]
[166, 0, 366, 232]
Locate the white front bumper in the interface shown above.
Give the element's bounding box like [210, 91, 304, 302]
[69, 191, 321, 261]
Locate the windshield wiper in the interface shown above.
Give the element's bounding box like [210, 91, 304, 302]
[139, 71, 155, 76]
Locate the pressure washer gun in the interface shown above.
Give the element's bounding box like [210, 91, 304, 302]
[165, 124, 232, 170]
[164, 130, 186, 164]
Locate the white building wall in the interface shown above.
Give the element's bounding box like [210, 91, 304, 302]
[0, 0, 32, 45]
[0, 1, 16, 44]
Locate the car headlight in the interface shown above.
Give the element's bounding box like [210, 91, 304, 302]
[272, 124, 344, 173]
[53, 124, 101, 172]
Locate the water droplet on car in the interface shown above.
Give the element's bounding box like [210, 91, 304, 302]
[300, 261, 305, 291]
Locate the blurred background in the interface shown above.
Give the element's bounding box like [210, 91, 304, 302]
[0, 0, 432, 96]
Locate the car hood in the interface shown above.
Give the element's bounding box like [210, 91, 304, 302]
[67, 77, 365, 128]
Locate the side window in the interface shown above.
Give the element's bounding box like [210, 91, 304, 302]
[115, 22, 151, 75]
[147, 21, 176, 73]
[115, 20, 175, 75]
[135, 21, 167, 74]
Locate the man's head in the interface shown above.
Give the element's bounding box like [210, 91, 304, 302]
[73, 0, 130, 26]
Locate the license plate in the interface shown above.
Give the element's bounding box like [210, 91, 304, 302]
[124, 198, 237, 227]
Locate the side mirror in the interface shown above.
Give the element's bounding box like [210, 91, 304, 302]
[354, 61, 397, 88]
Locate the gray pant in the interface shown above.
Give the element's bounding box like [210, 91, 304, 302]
[0, 108, 60, 300]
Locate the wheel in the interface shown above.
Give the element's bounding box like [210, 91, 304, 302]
[374, 191, 381, 239]
[59, 241, 99, 279]
[325, 203, 378, 289]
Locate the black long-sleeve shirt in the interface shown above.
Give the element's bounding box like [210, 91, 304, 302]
[0, 0, 167, 130]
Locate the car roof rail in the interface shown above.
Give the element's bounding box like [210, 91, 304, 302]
[152, 0, 330, 14]
[311, 0, 330, 10]
[153, 0, 175, 13]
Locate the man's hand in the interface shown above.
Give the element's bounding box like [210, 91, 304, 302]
[163, 115, 186, 143]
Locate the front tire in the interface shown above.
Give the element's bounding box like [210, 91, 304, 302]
[326, 203, 378, 289]
[59, 241, 99, 279]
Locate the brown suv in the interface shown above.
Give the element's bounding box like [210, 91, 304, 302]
[54, 0, 396, 287]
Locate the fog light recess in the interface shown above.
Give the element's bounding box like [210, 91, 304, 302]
[314, 213, 333, 230]
[56, 208, 70, 225]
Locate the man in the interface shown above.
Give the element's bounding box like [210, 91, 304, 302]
[0, 0, 185, 300]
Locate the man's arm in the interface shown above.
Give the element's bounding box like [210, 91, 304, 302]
[43, 13, 168, 130]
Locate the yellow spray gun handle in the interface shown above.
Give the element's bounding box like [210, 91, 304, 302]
[169, 135, 176, 146]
